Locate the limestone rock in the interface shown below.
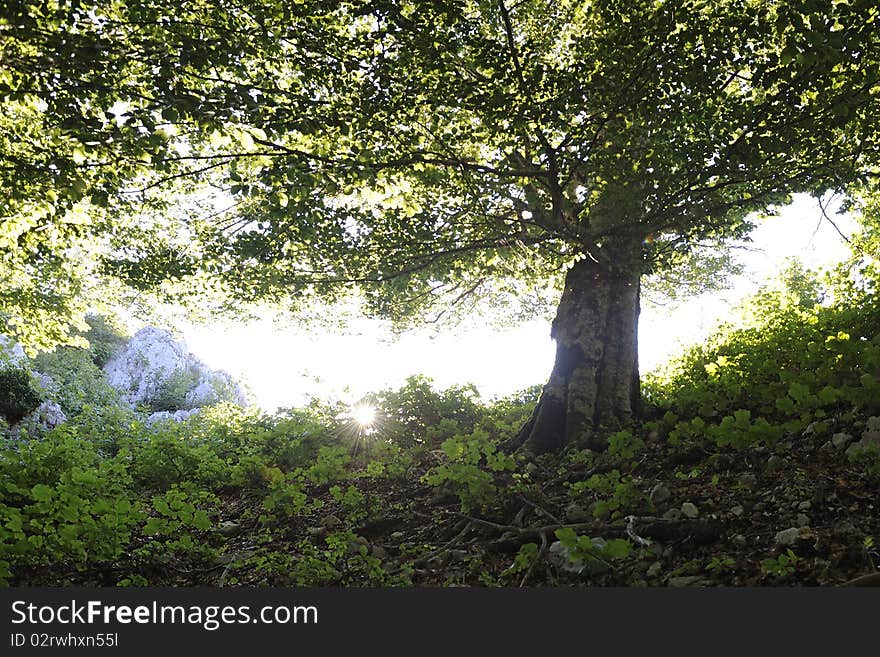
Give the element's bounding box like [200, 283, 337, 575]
[548, 538, 609, 575]
[844, 423, 880, 459]
[11, 401, 67, 438]
[104, 327, 246, 411]
[0, 335, 26, 368]
[681, 502, 699, 519]
[146, 409, 201, 425]
[775, 526, 812, 547]
[564, 502, 591, 523]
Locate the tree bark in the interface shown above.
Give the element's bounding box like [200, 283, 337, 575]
[515, 240, 643, 453]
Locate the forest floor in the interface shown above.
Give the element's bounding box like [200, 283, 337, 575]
[28, 413, 874, 588]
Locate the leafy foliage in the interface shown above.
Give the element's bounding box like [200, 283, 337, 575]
[0, 367, 41, 425]
[645, 264, 880, 450]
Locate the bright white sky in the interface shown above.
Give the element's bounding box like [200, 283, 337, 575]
[179, 193, 856, 411]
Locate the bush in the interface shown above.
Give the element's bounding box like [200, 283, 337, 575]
[0, 368, 41, 425]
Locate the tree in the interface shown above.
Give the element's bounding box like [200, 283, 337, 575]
[2, 0, 880, 451]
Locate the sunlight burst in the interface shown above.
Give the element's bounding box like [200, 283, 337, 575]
[351, 404, 377, 428]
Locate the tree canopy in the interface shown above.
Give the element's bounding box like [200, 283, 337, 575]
[2, 0, 880, 447]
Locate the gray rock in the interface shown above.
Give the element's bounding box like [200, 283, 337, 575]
[731, 505, 744, 517]
[104, 327, 247, 410]
[845, 428, 880, 458]
[389, 531, 405, 541]
[650, 483, 672, 505]
[663, 508, 682, 521]
[867, 416, 880, 433]
[320, 514, 343, 529]
[346, 536, 369, 556]
[371, 545, 387, 560]
[795, 513, 810, 528]
[564, 502, 591, 523]
[797, 501, 811, 511]
[11, 401, 67, 438]
[775, 526, 812, 547]
[802, 421, 829, 437]
[681, 502, 699, 519]
[647, 562, 663, 577]
[547, 539, 609, 575]
[732, 534, 747, 547]
[738, 473, 757, 487]
[217, 521, 242, 537]
[0, 335, 26, 368]
[832, 432, 854, 449]
[146, 408, 202, 425]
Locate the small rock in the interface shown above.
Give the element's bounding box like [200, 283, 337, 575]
[731, 505, 744, 517]
[832, 432, 854, 449]
[524, 462, 539, 476]
[650, 483, 672, 505]
[681, 502, 699, 519]
[867, 416, 880, 432]
[217, 521, 241, 537]
[320, 514, 343, 529]
[371, 545, 388, 560]
[797, 501, 811, 511]
[738, 473, 757, 487]
[775, 526, 812, 547]
[668, 575, 704, 588]
[548, 540, 609, 575]
[795, 513, 810, 528]
[803, 421, 829, 437]
[647, 562, 663, 577]
[346, 536, 369, 556]
[845, 428, 880, 458]
[564, 502, 591, 523]
[389, 531, 405, 541]
[732, 534, 747, 547]
[307, 526, 326, 538]
[663, 508, 682, 521]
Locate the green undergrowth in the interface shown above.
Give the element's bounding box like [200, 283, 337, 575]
[1, 264, 879, 586]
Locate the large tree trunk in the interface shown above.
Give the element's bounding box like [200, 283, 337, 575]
[515, 241, 643, 454]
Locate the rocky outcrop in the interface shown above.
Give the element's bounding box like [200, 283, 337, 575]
[104, 327, 246, 412]
[146, 408, 201, 425]
[11, 401, 67, 438]
[0, 335, 26, 368]
[845, 416, 880, 458]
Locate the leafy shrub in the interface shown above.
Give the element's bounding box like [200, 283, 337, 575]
[139, 485, 219, 562]
[149, 365, 202, 412]
[0, 425, 141, 584]
[125, 425, 231, 490]
[646, 263, 880, 447]
[373, 375, 483, 448]
[422, 429, 516, 512]
[570, 469, 644, 519]
[0, 368, 41, 425]
[32, 347, 121, 417]
[554, 527, 632, 572]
